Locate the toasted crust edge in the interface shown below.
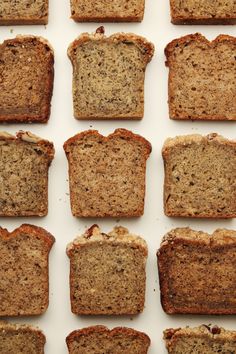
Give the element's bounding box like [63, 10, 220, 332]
[165, 33, 236, 66]
[67, 29, 154, 64]
[0, 36, 54, 123]
[157, 228, 236, 314]
[66, 326, 150, 350]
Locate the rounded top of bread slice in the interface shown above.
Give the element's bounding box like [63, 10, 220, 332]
[0, 130, 55, 162]
[66, 224, 147, 256]
[67, 26, 154, 64]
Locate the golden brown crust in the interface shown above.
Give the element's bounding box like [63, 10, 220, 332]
[0, 130, 55, 164]
[71, 15, 143, 22]
[64, 128, 152, 158]
[68, 29, 154, 64]
[0, 224, 55, 249]
[0, 17, 48, 25]
[171, 17, 236, 24]
[165, 33, 236, 66]
[66, 326, 150, 349]
[0, 36, 54, 123]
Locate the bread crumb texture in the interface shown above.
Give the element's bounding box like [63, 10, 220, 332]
[0, 36, 54, 122]
[67, 225, 148, 315]
[70, 0, 145, 22]
[158, 228, 236, 314]
[68, 29, 154, 119]
[170, 0, 236, 24]
[165, 34, 236, 120]
[0, 0, 48, 24]
[64, 129, 151, 217]
[0, 224, 55, 316]
[66, 326, 150, 353]
[162, 133, 236, 218]
[164, 325, 236, 353]
[0, 131, 54, 216]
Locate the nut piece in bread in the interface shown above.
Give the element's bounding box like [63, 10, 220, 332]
[0, 131, 54, 216]
[70, 0, 145, 22]
[0, 0, 48, 25]
[164, 325, 236, 353]
[170, 0, 236, 24]
[157, 227, 236, 314]
[0, 36, 54, 122]
[0, 224, 55, 316]
[66, 326, 150, 353]
[68, 27, 154, 120]
[66, 225, 148, 315]
[165, 33, 236, 120]
[162, 133, 236, 218]
[0, 321, 46, 354]
[64, 129, 151, 217]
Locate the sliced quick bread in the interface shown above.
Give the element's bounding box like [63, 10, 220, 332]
[162, 133, 236, 218]
[0, 131, 54, 216]
[0, 36, 54, 123]
[66, 326, 150, 353]
[70, 0, 145, 22]
[66, 225, 148, 315]
[64, 129, 151, 217]
[157, 227, 236, 314]
[165, 33, 236, 120]
[68, 27, 154, 120]
[0, 224, 55, 316]
[170, 0, 236, 24]
[0, 321, 45, 354]
[164, 325, 236, 353]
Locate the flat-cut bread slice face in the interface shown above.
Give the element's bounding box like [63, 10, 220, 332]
[170, 0, 236, 24]
[0, 224, 55, 316]
[66, 326, 151, 353]
[64, 129, 151, 217]
[68, 27, 154, 120]
[0, 0, 48, 25]
[157, 227, 236, 314]
[164, 325, 236, 353]
[0, 131, 54, 216]
[66, 225, 148, 315]
[165, 34, 236, 120]
[70, 0, 145, 22]
[0, 36, 54, 122]
[162, 133, 236, 218]
[0, 321, 46, 354]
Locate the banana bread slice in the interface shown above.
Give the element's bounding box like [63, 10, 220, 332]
[66, 326, 150, 353]
[70, 0, 145, 22]
[68, 27, 154, 120]
[157, 227, 236, 314]
[0, 321, 46, 353]
[0, 224, 55, 316]
[66, 225, 148, 315]
[170, 0, 236, 24]
[164, 325, 236, 353]
[64, 129, 151, 217]
[0, 0, 48, 25]
[0, 36, 54, 123]
[165, 33, 236, 120]
[0, 131, 54, 216]
[162, 133, 236, 218]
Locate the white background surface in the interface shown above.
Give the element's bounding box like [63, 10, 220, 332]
[0, 0, 236, 353]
